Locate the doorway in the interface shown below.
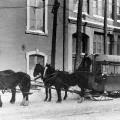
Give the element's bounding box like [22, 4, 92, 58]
[26, 49, 47, 79]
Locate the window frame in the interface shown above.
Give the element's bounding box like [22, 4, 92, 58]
[117, 0, 120, 15]
[108, 0, 113, 19]
[93, 33, 104, 54]
[73, 0, 89, 14]
[26, 49, 48, 79]
[26, 0, 48, 35]
[93, 0, 104, 17]
[93, 0, 113, 19]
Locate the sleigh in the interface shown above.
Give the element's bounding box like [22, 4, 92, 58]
[92, 54, 120, 95]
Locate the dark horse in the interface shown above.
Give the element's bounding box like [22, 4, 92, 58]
[44, 65, 106, 103]
[0, 70, 31, 107]
[33, 54, 92, 103]
[42, 54, 92, 102]
[33, 64, 55, 101]
[33, 55, 105, 103]
[33, 63, 90, 103]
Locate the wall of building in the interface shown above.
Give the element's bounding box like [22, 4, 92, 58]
[67, 0, 120, 71]
[0, 0, 64, 72]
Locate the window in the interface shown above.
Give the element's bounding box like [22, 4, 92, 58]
[26, 0, 48, 35]
[72, 33, 89, 71]
[83, 0, 89, 13]
[117, 36, 120, 55]
[93, 0, 104, 16]
[93, 33, 104, 54]
[93, 33, 113, 54]
[117, 0, 120, 15]
[107, 35, 113, 54]
[117, 0, 120, 20]
[93, 0, 113, 18]
[108, 0, 112, 18]
[73, 0, 89, 14]
[93, 0, 97, 15]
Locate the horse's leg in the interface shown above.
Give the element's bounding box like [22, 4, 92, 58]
[78, 88, 85, 103]
[63, 88, 68, 100]
[48, 88, 52, 102]
[10, 87, 16, 104]
[56, 88, 62, 103]
[44, 87, 48, 101]
[24, 93, 29, 106]
[20, 93, 29, 106]
[20, 93, 25, 106]
[0, 95, 2, 107]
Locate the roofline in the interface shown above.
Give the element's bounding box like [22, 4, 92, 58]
[68, 16, 120, 30]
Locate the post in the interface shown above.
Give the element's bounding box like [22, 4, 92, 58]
[51, 0, 60, 69]
[63, 0, 66, 71]
[75, 0, 83, 70]
[104, 0, 108, 54]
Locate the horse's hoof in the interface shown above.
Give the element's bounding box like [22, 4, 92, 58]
[10, 100, 15, 104]
[20, 101, 29, 106]
[44, 99, 47, 102]
[20, 101, 24, 106]
[0, 102, 2, 107]
[63, 97, 67, 100]
[56, 100, 62, 103]
[23, 101, 29, 106]
[48, 99, 51, 102]
[77, 97, 84, 103]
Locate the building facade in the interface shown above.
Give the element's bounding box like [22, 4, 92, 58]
[0, 0, 120, 77]
[67, 0, 120, 71]
[0, 0, 68, 78]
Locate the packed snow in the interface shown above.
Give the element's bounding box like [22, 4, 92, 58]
[1, 86, 120, 120]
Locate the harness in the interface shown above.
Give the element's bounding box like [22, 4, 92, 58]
[34, 74, 42, 81]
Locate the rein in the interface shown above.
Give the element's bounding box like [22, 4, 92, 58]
[44, 72, 56, 79]
[34, 74, 42, 81]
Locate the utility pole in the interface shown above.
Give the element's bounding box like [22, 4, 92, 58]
[75, 0, 83, 70]
[63, 0, 66, 71]
[51, 0, 60, 69]
[104, 0, 108, 54]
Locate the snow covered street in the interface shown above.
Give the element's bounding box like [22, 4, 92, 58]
[1, 88, 120, 120]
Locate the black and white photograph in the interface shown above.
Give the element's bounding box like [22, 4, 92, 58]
[0, 0, 120, 120]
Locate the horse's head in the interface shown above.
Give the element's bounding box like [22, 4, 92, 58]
[43, 64, 56, 79]
[33, 63, 44, 78]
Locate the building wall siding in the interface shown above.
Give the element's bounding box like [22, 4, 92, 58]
[0, 0, 64, 72]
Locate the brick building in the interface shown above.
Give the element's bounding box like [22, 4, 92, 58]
[68, 0, 120, 71]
